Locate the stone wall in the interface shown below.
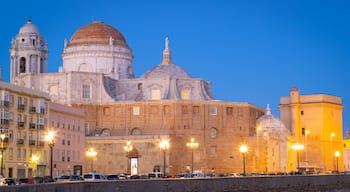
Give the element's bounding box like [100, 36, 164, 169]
[2, 175, 350, 192]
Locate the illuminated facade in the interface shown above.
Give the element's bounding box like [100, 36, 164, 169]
[7, 19, 344, 175]
[280, 87, 343, 172]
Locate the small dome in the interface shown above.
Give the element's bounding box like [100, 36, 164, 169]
[141, 64, 192, 79]
[69, 21, 126, 46]
[257, 104, 286, 129]
[140, 37, 192, 79]
[19, 19, 40, 34]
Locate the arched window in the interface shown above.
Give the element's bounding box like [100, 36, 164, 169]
[79, 63, 89, 72]
[20, 57, 26, 73]
[181, 88, 190, 100]
[101, 128, 111, 136]
[210, 127, 218, 138]
[131, 128, 141, 136]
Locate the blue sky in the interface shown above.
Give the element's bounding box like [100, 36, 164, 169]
[0, 0, 349, 134]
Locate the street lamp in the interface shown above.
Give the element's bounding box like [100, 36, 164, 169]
[86, 148, 97, 172]
[186, 138, 198, 175]
[239, 144, 248, 176]
[256, 126, 261, 173]
[160, 140, 170, 177]
[45, 131, 55, 178]
[0, 133, 7, 176]
[334, 151, 340, 173]
[292, 143, 304, 173]
[124, 141, 133, 175]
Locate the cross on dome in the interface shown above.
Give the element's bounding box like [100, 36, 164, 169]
[160, 37, 173, 65]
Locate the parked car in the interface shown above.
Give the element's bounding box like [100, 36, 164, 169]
[148, 172, 163, 179]
[105, 174, 120, 180]
[4, 178, 16, 185]
[19, 178, 33, 185]
[56, 175, 83, 182]
[83, 173, 105, 181]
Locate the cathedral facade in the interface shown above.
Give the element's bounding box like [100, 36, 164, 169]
[11, 19, 312, 176]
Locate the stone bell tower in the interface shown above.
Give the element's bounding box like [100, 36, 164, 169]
[10, 19, 48, 83]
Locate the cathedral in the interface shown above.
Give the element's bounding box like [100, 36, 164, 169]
[7, 19, 343, 176]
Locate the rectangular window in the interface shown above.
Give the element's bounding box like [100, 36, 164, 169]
[37, 115, 44, 125]
[62, 150, 65, 162]
[82, 84, 91, 99]
[17, 149, 21, 160]
[210, 146, 217, 153]
[301, 110, 304, 115]
[23, 149, 26, 161]
[8, 148, 13, 160]
[133, 106, 140, 115]
[85, 123, 90, 136]
[151, 88, 160, 100]
[210, 106, 217, 115]
[226, 107, 233, 115]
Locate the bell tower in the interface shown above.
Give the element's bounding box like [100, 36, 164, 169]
[10, 19, 48, 83]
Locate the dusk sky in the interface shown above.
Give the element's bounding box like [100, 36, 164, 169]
[0, 0, 349, 134]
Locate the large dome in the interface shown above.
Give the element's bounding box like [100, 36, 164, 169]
[19, 19, 40, 34]
[68, 21, 126, 46]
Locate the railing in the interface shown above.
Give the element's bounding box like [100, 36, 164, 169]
[0, 101, 9, 107]
[17, 104, 25, 111]
[17, 122, 25, 128]
[29, 106, 36, 113]
[17, 139, 24, 145]
[0, 119, 9, 125]
[29, 123, 36, 129]
[38, 141, 45, 147]
[29, 140, 36, 146]
[37, 125, 44, 130]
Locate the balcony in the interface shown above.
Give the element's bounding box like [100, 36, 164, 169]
[29, 140, 36, 146]
[0, 119, 9, 125]
[29, 106, 36, 113]
[17, 104, 25, 111]
[37, 125, 44, 130]
[17, 139, 24, 145]
[17, 122, 25, 129]
[0, 101, 9, 107]
[29, 123, 36, 129]
[38, 141, 45, 147]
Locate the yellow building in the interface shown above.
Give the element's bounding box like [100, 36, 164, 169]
[0, 81, 50, 178]
[280, 87, 343, 172]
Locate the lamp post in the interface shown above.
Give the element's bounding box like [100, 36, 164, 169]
[86, 148, 97, 172]
[124, 141, 133, 175]
[256, 126, 261, 173]
[186, 138, 198, 175]
[45, 131, 55, 178]
[160, 140, 170, 177]
[292, 143, 304, 173]
[334, 151, 340, 173]
[239, 144, 248, 176]
[0, 133, 7, 176]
